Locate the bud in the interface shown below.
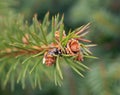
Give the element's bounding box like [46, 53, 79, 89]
[76, 53, 83, 61]
[22, 34, 29, 45]
[55, 30, 66, 41]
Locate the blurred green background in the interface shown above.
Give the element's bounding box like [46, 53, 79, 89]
[0, 0, 120, 95]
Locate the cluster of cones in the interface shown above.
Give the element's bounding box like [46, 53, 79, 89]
[43, 23, 91, 66]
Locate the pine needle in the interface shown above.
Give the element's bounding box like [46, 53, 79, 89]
[56, 56, 63, 80]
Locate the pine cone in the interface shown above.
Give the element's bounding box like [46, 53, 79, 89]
[66, 39, 83, 61]
[43, 51, 56, 66]
[66, 39, 80, 55]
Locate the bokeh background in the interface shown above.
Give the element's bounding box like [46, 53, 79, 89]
[0, 0, 120, 95]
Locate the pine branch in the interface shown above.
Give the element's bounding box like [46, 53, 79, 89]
[0, 12, 96, 90]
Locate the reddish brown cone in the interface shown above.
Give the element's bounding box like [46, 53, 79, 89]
[66, 39, 83, 61]
[43, 52, 56, 66]
[66, 39, 80, 55]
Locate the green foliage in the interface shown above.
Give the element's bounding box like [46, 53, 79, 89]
[87, 57, 120, 95]
[67, 0, 120, 45]
[0, 0, 120, 95]
[0, 0, 16, 15]
[0, 11, 94, 90]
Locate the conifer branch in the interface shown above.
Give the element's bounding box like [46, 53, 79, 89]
[0, 12, 96, 89]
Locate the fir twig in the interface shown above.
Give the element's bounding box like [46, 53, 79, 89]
[0, 12, 96, 90]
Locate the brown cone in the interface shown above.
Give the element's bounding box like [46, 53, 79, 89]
[43, 52, 56, 66]
[66, 39, 80, 55]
